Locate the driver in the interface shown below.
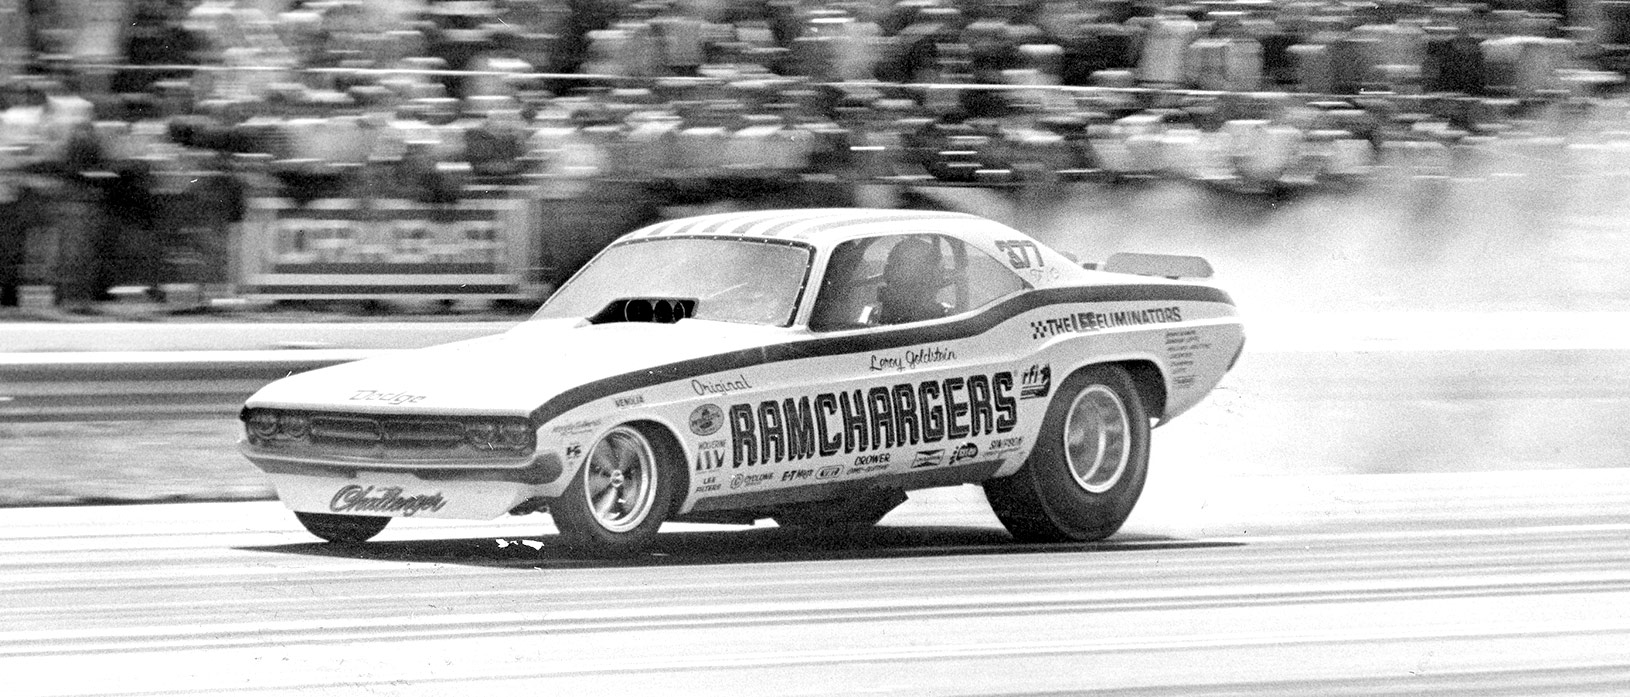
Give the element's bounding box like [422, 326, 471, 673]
[875, 237, 948, 325]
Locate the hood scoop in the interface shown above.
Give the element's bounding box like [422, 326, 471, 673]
[587, 297, 698, 325]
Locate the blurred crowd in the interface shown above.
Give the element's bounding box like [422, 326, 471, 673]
[3, 0, 1628, 306]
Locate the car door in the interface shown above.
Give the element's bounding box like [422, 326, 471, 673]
[806, 232, 1034, 487]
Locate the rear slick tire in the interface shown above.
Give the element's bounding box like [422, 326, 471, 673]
[551, 424, 681, 557]
[295, 512, 390, 544]
[983, 364, 1151, 543]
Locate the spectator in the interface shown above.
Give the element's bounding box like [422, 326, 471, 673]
[0, 81, 51, 307]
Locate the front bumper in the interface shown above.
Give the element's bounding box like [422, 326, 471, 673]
[266, 471, 536, 521]
[240, 441, 566, 486]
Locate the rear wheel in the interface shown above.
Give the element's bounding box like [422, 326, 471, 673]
[551, 424, 680, 556]
[295, 512, 390, 544]
[984, 364, 1151, 543]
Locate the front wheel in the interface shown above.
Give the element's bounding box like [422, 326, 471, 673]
[983, 364, 1151, 543]
[295, 511, 390, 544]
[551, 424, 681, 556]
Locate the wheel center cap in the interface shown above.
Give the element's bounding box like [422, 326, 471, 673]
[609, 470, 626, 487]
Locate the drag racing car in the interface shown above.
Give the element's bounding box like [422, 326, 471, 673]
[239, 208, 1244, 555]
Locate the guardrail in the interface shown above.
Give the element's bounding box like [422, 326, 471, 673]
[0, 350, 378, 421]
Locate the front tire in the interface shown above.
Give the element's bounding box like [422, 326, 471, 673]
[551, 424, 681, 556]
[295, 512, 390, 544]
[984, 364, 1151, 543]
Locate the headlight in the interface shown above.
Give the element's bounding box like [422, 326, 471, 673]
[244, 410, 312, 444]
[466, 420, 535, 451]
[497, 422, 536, 450]
[247, 411, 280, 439]
[282, 414, 311, 439]
[465, 422, 499, 449]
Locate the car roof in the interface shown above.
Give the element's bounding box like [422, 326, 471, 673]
[625, 208, 995, 246]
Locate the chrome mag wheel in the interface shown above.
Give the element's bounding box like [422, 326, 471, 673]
[1063, 384, 1132, 494]
[583, 426, 660, 533]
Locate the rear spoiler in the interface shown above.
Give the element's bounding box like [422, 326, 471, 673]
[1089, 253, 1214, 280]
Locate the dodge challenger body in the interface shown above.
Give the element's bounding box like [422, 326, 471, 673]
[239, 208, 1245, 554]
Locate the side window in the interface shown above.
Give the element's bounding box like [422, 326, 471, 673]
[809, 234, 1030, 331]
[955, 241, 1031, 310]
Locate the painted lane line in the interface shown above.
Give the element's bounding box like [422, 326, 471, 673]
[5, 570, 1628, 655]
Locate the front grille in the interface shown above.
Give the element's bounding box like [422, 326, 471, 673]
[244, 408, 536, 463]
[311, 416, 465, 450]
[311, 416, 382, 445]
[383, 419, 467, 448]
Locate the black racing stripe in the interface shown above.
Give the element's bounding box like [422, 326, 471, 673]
[802, 211, 976, 233]
[528, 283, 1233, 425]
[741, 211, 815, 237]
[640, 210, 976, 240]
[758, 215, 820, 237]
[756, 208, 895, 236]
[649, 218, 690, 237]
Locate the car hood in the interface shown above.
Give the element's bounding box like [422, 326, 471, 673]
[244, 319, 794, 417]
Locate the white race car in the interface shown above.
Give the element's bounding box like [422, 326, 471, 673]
[239, 208, 1244, 554]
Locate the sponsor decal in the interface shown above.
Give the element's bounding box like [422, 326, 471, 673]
[1019, 364, 1051, 400]
[614, 394, 645, 409]
[1027, 265, 1062, 283]
[853, 453, 890, 466]
[984, 436, 1023, 452]
[695, 438, 727, 471]
[1164, 329, 1210, 390]
[695, 448, 726, 472]
[781, 468, 814, 483]
[729, 472, 775, 490]
[869, 346, 958, 372]
[846, 462, 890, 476]
[329, 485, 446, 516]
[564, 444, 584, 460]
[1031, 307, 1183, 340]
[816, 465, 842, 479]
[694, 482, 723, 493]
[692, 374, 753, 397]
[689, 404, 724, 436]
[948, 442, 980, 466]
[349, 389, 426, 406]
[726, 370, 1018, 469]
[988, 436, 1024, 454]
[550, 418, 602, 436]
[911, 449, 944, 469]
[996, 239, 1045, 270]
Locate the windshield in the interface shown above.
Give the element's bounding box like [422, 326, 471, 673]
[534, 237, 814, 326]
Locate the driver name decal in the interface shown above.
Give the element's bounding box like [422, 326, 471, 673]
[330, 485, 447, 516]
[869, 345, 958, 372]
[726, 371, 1018, 468]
